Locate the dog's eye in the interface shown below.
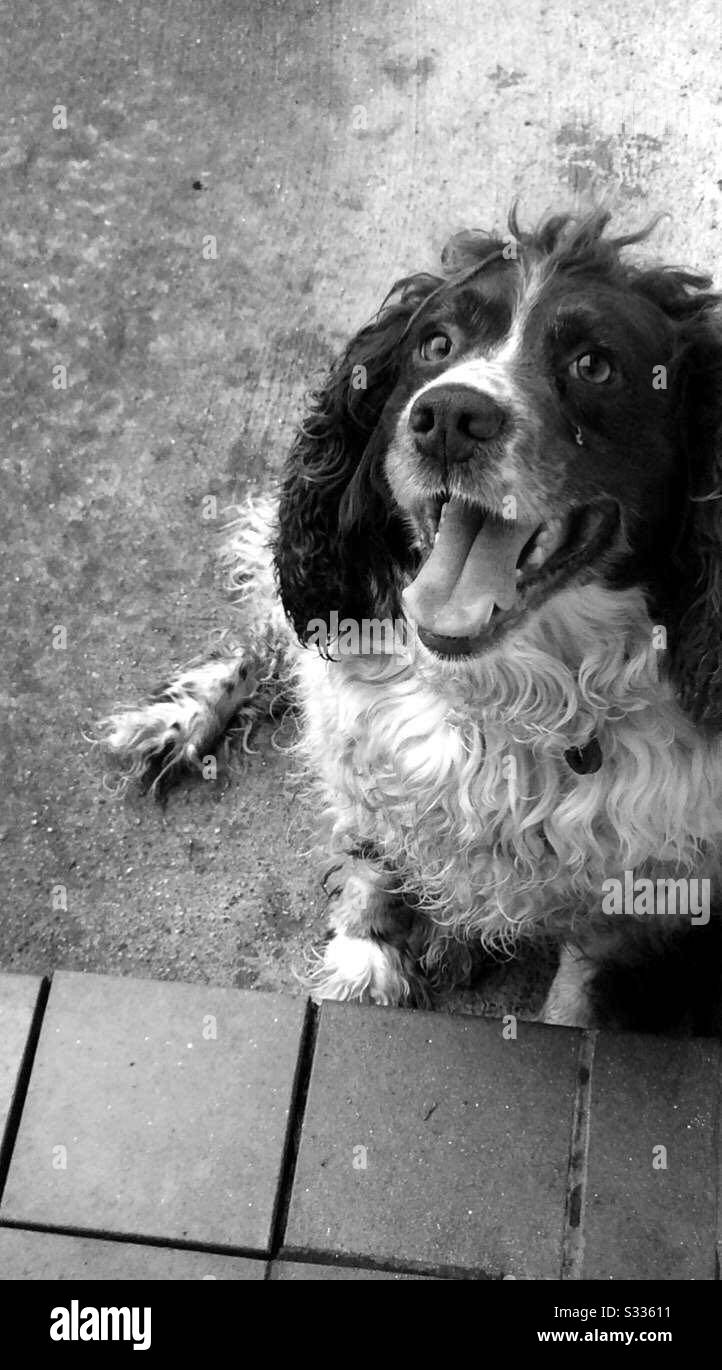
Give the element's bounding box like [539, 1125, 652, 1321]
[420, 333, 452, 362]
[569, 351, 612, 384]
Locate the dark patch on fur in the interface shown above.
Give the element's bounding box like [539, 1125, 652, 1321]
[590, 918, 722, 1034]
[565, 736, 603, 774]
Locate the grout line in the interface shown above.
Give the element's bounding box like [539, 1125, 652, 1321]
[560, 1028, 597, 1281]
[269, 1243, 494, 1281]
[0, 1215, 267, 1263]
[0, 1215, 464, 1280]
[267, 997, 319, 1264]
[0, 975, 52, 1205]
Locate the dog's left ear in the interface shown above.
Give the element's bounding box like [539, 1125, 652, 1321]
[274, 271, 441, 643]
[665, 308, 722, 727]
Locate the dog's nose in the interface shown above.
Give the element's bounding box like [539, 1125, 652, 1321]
[409, 384, 507, 464]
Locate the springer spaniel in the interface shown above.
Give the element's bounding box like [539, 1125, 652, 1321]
[99, 210, 722, 1031]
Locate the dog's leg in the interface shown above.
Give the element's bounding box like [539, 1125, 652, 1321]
[540, 944, 597, 1027]
[308, 855, 430, 1007]
[96, 493, 294, 791]
[547, 920, 722, 1034]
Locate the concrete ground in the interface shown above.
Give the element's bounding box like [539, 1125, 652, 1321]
[2, 973, 719, 1280]
[1, 0, 720, 996]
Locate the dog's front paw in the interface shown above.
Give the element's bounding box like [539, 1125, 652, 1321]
[96, 653, 261, 793]
[306, 933, 423, 1007]
[539, 945, 596, 1027]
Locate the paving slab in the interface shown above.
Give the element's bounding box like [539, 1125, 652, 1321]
[0, 1226, 266, 1279]
[0, 972, 306, 1251]
[582, 1034, 719, 1281]
[270, 1259, 432, 1280]
[284, 1003, 581, 1279]
[0, 974, 44, 1166]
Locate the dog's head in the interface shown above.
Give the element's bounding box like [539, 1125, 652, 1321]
[274, 210, 722, 726]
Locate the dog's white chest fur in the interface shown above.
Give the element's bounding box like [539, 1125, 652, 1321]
[295, 586, 721, 948]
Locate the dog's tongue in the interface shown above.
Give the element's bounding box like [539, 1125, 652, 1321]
[402, 499, 534, 639]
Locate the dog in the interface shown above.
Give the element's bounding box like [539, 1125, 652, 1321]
[99, 209, 722, 1031]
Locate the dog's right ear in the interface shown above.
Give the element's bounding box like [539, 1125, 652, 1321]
[666, 308, 722, 727]
[273, 272, 441, 644]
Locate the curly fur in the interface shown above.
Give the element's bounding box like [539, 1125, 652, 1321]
[272, 274, 445, 642]
[295, 582, 721, 953]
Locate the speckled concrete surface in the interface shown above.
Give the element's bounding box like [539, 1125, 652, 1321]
[1, 1, 720, 993]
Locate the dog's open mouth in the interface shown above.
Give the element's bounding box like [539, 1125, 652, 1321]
[402, 495, 619, 657]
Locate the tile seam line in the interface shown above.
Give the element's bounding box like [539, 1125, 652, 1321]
[276, 1241, 496, 1281]
[267, 997, 319, 1265]
[560, 1027, 597, 1281]
[0, 1215, 268, 1262]
[0, 974, 52, 1204]
[0, 1216, 458, 1280]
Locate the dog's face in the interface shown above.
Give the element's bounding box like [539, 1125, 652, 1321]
[381, 252, 683, 657]
[275, 211, 722, 725]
